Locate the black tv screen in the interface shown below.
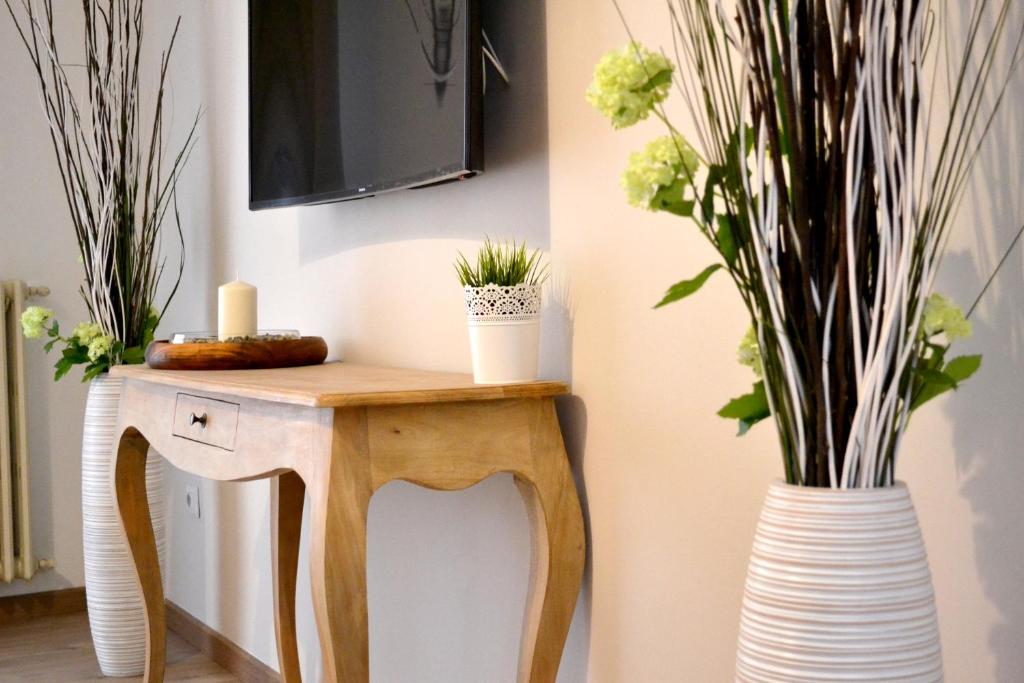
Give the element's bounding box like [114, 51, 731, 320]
[248, 0, 483, 210]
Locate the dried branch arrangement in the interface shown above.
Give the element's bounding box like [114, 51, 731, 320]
[589, 0, 1023, 487]
[5, 0, 198, 372]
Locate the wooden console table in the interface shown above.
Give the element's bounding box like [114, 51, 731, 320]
[109, 362, 585, 682]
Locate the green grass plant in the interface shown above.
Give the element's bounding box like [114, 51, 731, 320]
[455, 238, 549, 288]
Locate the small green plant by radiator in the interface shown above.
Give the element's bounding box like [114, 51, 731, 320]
[21, 307, 158, 381]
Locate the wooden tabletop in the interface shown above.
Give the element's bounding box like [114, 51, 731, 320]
[111, 362, 569, 408]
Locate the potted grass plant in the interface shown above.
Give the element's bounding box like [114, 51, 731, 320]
[7, 0, 197, 675]
[588, 0, 1022, 679]
[455, 238, 549, 383]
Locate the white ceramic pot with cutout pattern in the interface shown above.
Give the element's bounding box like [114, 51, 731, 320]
[81, 374, 165, 677]
[735, 480, 943, 682]
[464, 283, 542, 384]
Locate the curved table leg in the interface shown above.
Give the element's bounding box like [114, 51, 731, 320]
[272, 471, 306, 682]
[308, 409, 373, 682]
[112, 427, 166, 683]
[515, 402, 586, 683]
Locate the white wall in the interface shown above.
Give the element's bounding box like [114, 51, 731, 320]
[5, 1, 1022, 681]
[0, 2, 211, 600]
[167, 0, 1024, 680]
[160, 2, 578, 682]
[0, 6, 88, 599]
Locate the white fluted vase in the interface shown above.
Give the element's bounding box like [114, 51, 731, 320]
[82, 374, 165, 677]
[736, 480, 942, 682]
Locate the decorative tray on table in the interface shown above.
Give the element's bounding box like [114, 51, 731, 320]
[145, 332, 328, 371]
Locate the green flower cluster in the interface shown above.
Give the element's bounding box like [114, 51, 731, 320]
[622, 135, 700, 211]
[21, 303, 159, 382]
[87, 335, 114, 362]
[21, 306, 54, 339]
[921, 293, 972, 341]
[70, 321, 114, 362]
[737, 326, 763, 377]
[586, 43, 674, 129]
[71, 321, 103, 344]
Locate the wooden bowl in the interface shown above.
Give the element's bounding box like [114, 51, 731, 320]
[145, 336, 328, 371]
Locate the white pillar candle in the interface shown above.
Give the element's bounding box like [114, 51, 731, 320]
[217, 280, 258, 341]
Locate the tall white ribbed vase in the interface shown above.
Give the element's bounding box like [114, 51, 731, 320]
[82, 374, 165, 677]
[736, 480, 942, 683]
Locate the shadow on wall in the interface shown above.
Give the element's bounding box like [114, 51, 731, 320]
[240, 484, 278, 665]
[294, 0, 551, 261]
[944, 52, 1024, 682]
[556, 394, 591, 683]
[548, 272, 592, 681]
[943, 245, 1024, 683]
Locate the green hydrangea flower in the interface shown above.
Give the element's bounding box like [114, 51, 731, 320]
[87, 334, 114, 362]
[20, 306, 54, 339]
[586, 43, 674, 129]
[922, 293, 971, 341]
[622, 135, 700, 210]
[71, 321, 104, 345]
[737, 326, 764, 377]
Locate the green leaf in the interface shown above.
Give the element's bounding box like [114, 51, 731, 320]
[918, 368, 958, 389]
[737, 418, 760, 436]
[653, 264, 723, 309]
[48, 321, 60, 338]
[716, 215, 738, 266]
[43, 338, 58, 353]
[141, 309, 159, 350]
[911, 382, 949, 411]
[640, 68, 674, 92]
[910, 356, 981, 412]
[718, 381, 771, 435]
[121, 346, 146, 365]
[61, 346, 89, 364]
[909, 368, 958, 411]
[665, 200, 695, 217]
[945, 354, 982, 382]
[53, 357, 74, 382]
[82, 363, 107, 382]
[700, 166, 723, 222]
[921, 343, 946, 370]
[650, 179, 694, 217]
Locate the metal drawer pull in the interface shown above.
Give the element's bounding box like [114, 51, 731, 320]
[189, 412, 208, 428]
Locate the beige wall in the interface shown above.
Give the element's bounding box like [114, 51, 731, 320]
[548, 3, 1024, 681]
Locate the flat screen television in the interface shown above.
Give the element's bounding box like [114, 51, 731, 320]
[248, 0, 483, 210]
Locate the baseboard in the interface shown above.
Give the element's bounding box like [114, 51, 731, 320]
[165, 599, 281, 683]
[0, 586, 87, 627]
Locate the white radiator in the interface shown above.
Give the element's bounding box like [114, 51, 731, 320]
[0, 280, 49, 582]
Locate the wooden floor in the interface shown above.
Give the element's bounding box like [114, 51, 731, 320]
[0, 611, 237, 682]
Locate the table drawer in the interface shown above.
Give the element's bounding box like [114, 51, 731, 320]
[172, 393, 239, 451]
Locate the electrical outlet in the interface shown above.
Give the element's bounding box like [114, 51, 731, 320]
[185, 485, 201, 520]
